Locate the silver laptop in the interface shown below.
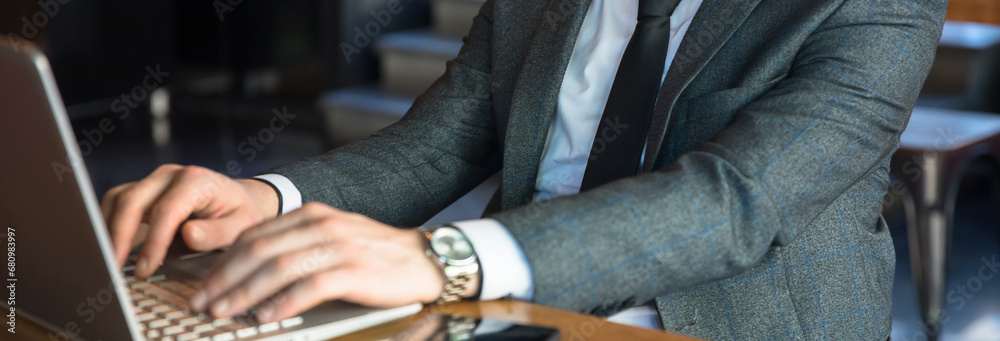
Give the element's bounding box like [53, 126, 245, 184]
[0, 38, 421, 341]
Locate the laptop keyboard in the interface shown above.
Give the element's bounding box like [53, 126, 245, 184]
[123, 266, 303, 341]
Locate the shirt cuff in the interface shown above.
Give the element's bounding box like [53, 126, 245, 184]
[253, 174, 303, 215]
[450, 219, 534, 301]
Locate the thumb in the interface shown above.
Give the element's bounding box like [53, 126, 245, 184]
[180, 215, 254, 251]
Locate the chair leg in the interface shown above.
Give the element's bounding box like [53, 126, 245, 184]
[899, 155, 958, 339]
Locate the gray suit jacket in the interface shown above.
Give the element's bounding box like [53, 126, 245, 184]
[269, 0, 946, 339]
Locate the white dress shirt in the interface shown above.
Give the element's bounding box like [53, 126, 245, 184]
[257, 0, 703, 329]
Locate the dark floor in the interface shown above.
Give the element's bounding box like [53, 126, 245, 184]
[76, 107, 1000, 341]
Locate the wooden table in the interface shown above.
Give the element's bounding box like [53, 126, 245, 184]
[11, 300, 698, 340]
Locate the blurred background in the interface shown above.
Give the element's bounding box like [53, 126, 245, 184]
[0, 0, 998, 340]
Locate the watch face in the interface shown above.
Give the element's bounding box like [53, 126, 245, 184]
[430, 227, 475, 262]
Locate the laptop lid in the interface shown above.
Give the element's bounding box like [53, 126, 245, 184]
[0, 38, 143, 340]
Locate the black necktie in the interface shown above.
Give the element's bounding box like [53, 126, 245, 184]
[579, 0, 681, 191]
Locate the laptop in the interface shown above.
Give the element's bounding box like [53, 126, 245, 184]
[0, 38, 422, 341]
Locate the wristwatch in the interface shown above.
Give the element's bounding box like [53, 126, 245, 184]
[420, 225, 480, 304]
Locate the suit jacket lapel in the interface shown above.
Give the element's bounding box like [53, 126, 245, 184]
[643, 0, 764, 172]
[502, 0, 593, 209]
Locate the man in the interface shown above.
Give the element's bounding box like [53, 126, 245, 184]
[101, 0, 946, 339]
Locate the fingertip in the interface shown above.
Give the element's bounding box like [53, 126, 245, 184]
[115, 244, 133, 271]
[136, 257, 151, 277]
[183, 223, 205, 249]
[134, 250, 164, 278]
[257, 305, 276, 324]
[116, 251, 128, 269]
[210, 298, 230, 318]
[190, 224, 204, 241]
[189, 291, 207, 311]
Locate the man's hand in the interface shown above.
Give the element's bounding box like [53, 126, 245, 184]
[101, 164, 279, 277]
[188, 202, 450, 323]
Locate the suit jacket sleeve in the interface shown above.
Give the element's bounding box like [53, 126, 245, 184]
[267, 2, 501, 227]
[490, 0, 944, 314]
